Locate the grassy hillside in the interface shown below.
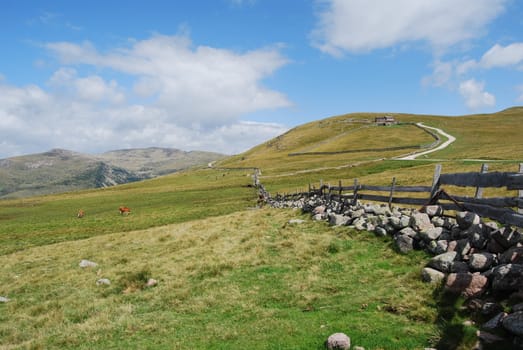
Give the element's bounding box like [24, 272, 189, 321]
[1, 108, 522, 349]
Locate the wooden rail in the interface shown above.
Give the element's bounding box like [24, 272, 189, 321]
[275, 163, 523, 228]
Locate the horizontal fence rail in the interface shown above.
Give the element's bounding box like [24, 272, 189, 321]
[274, 163, 523, 228]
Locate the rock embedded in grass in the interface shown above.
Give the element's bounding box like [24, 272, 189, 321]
[0, 296, 9, 303]
[325, 332, 350, 350]
[96, 278, 111, 286]
[79, 259, 98, 268]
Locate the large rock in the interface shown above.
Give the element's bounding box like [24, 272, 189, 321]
[394, 234, 414, 254]
[445, 273, 488, 298]
[502, 311, 523, 337]
[456, 211, 481, 230]
[422, 267, 445, 284]
[410, 212, 433, 233]
[423, 205, 444, 217]
[419, 227, 443, 241]
[428, 251, 458, 273]
[469, 253, 496, 271]
[329, 214, 350, 226]
[325, 332, 350, 350]
[492, 264, 523, 292]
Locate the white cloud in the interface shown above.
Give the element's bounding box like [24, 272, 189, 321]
[0, 34, 292, 158]
[49, 68, 125, 104]
[480, 43, 523, 68]
[312, 0, 507, 55]
[459, 79, 495, 110]
[45, 35, 291, 126]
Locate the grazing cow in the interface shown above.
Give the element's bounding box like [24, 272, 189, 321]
[77, 209, 85, 218]
[119, 206, 131, 215]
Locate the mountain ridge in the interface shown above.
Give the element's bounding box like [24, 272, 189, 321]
[0, 147, 225, 199]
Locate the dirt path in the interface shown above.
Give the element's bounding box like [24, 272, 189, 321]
[397, 123, 456, 160]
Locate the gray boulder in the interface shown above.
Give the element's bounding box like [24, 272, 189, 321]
[394, 234, 414, 254]
[456, 211, 481, 229]
[469, 253, 496, 271]
[428, 251, 458, 273]
[419, 227, 443, 241]
[492, 264, 523, 292]
[410, 212, 433, 233]
[329, 214, 350, 226]
[325, 333, 350, 350]
[421, 267, 445, 284]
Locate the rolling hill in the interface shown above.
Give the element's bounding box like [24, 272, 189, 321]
[0, 147, 225, 199]
[1, 107, 522, 349]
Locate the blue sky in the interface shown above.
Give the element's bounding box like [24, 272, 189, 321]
[1, 0, 523, 158]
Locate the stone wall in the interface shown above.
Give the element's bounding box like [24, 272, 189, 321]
[268, 192, 523, 348]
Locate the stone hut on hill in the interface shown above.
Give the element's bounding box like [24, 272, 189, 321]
[375, 115, 396, 126]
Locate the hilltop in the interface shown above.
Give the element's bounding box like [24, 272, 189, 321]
[0, 147, 225, 199]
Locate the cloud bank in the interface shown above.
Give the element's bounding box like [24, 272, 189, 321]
[0, 34, 291, 158]
[312, 0, 507, 55]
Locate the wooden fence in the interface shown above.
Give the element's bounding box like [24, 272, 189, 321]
[276, 163, 523, 228]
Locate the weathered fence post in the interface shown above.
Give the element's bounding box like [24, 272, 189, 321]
[474, 163, 488, 199]
[519, 164, 523, 214]
[388, 177, 396, 208]
[352, 178, 359, 206]
[429, 164, 442, 200]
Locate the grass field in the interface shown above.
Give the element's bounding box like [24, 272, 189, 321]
[1, 208, 450, 349]
[1, 108, 522, 349]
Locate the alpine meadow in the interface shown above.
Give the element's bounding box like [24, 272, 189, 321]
[1, 108, 523, 349]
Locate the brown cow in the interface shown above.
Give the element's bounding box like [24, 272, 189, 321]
[119, 206, 131, 215]
[77, 209, 85, 218]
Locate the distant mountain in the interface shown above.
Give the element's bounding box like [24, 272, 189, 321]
[98, 147, 223, 178]
[0, 147, 225, 199]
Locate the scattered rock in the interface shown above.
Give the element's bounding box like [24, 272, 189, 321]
[79, 259, 98, 268]
[96, 278, 111, 286]
[146, 278, 158, 287]
[325, 333, 350, 350]
[288, 219, 305, 224]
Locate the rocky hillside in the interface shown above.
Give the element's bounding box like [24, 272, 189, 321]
[0, 148, 224, 199]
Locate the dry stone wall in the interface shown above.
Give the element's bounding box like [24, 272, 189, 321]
[268, 192, 523, 348]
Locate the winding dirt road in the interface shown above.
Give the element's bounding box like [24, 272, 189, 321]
[397, 123, 456, 160]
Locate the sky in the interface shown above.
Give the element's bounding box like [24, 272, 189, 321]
[1, 0, 523, 158]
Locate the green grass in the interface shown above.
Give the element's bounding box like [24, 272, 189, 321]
[0, 209, 443, 349]
[2, 108, 523, 349]
[0, 168, 256, 255]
